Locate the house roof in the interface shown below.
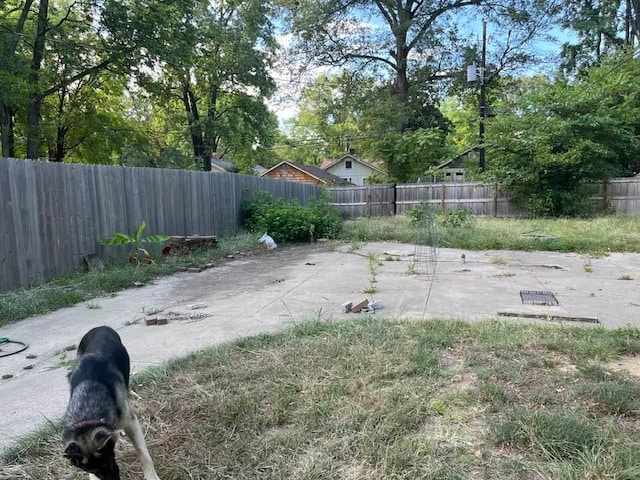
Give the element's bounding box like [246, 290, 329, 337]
[433, 147, 480, 170]
[322, 154, 387, 175]
[320, 158, 333, 169]
[211, 158, 237, 173]
[261, 161, 353, 185]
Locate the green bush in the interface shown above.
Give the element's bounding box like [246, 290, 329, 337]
[407, 203, 471, 229]
[242, 191, 343, 243]
[406, 202, 436, 225]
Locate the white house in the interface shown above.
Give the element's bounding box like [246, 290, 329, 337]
[321, 154, 386, 186]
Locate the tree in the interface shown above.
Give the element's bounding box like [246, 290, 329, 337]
[141, 0, 278, 171]
[379, 128, 453, 182]
[276, 70, 449, 168]
[486, 53, 640, 216]
[294, 73, 363, 158]
[443, 75, 549, 152]
[0, 0, 198, 160]
[0, 0, 35, 157]
[277, 72, 377, 162]
[37, 6, 139, 163]
[560, 0, 640, 72]
[281, 0, 559, 132]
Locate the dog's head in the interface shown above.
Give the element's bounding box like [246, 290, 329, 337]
[63, 425, 120, 480]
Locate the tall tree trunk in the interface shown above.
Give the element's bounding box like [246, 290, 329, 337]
[50, 87, 67, 162]
[394, 44, 410, 133]
[52, 125, 68, 162]
[632, 0, 640, 45]
[204, 85, 219, 157]
[1, 0, 35, 156]
[0, 106, 16, 157]
[26, 0, 49, 160]
[181, 82, 207, 169]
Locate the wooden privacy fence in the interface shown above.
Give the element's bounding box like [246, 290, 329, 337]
[593, 177, 640, 214]
[327, 185, 396, 217]
[327, 182, 517, 218]
[395, 183, 516, 216]
[0, 158, 322, 292]
[328, 178, 640, 218]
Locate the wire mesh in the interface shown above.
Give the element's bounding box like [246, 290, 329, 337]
[412, 206, 438, 275]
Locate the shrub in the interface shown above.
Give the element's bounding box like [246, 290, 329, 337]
[242, 191, 343, 243]
[406, 202, 435, 225]
[438, 208, 472, 228]
[407, 203, 471, 229]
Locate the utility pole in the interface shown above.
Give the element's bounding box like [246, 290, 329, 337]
[479, 20, 487, 172]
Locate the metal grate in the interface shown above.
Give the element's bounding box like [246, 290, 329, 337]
[520, 290, 559, 306]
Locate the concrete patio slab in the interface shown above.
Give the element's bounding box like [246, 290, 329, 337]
[1, 242, 639, 451]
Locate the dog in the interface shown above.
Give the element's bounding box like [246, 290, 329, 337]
[62, 326, 160, 480]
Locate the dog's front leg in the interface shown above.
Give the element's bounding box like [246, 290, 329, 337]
[124, 414, 160, 480]
[89, 474, 100, 480]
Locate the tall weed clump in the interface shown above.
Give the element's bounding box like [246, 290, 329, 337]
[242, 191, 343, 243]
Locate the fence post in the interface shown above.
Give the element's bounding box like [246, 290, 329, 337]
[366, 187, 372, 217]
[440, 183, 446, 211]
[392, 184, 397, 216]
[602, 181, 608, 209]
[493, 183, 498, 217]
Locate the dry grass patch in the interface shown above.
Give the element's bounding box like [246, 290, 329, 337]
[608, 356, 640, 379]
[3, 319, 640, 479]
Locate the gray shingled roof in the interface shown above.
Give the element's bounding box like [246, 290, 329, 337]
[290, 162, 353, 185]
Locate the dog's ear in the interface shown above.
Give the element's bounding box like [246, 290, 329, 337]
[63, 441, 82, 461]
[91, 427, 114, 452]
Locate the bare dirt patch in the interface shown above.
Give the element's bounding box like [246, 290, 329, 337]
[607, 355, 640, 379]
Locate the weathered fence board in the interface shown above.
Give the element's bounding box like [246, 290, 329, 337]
[0, 158, 322, 292]
[328, 185, 396, 217]
[594, 178, 640, 215]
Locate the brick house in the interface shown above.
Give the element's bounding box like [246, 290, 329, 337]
[260, 161, 353, 186]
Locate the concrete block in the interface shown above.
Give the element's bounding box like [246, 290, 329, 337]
[342, 301, 353, 313]
[369, 300, 384, 310]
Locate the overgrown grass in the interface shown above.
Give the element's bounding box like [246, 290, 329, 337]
[3, 319, 640, 479]
[341, 215, 640, 254]
[0, 231, 261, 327]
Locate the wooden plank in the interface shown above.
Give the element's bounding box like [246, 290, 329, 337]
[0, 159, 19, 291]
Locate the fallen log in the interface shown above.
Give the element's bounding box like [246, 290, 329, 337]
[162, 235, 218, 255]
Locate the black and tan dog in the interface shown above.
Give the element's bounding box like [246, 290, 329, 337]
[62, 326, 160, 480]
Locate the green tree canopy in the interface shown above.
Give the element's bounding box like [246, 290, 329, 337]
[279, 0, 559, 133]
[561, 0, 640, 72]
[486, 53, 640, 216]
[140, 0, 278, 171]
